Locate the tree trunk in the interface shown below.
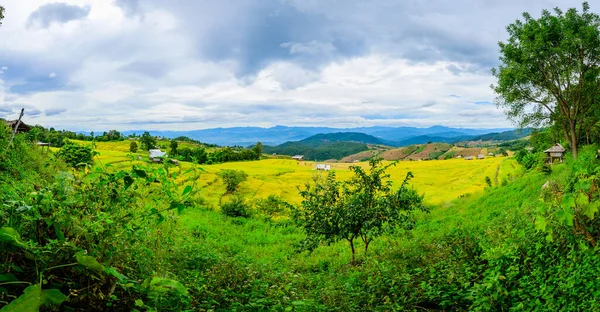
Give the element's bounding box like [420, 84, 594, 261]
[570, 121, 578, 159]
[349, 239, 356, 265]
[364, 238, 370, 255]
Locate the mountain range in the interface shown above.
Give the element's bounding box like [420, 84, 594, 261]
[121, 125, 514, 146]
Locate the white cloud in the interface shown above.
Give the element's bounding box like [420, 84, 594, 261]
[0, 0, 583, 131]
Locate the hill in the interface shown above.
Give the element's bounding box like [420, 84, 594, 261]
[466, 128, 533, 141]
[263, 140, 370, 161]
[298, 132, 388, 146]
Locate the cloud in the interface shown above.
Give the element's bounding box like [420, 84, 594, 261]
[27, 3, 91, 28]
[0, 0, 584, 131]
[45, 108, 67, 116]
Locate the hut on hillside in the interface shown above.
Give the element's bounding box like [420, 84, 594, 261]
[464, 156, 474, 160]
[544, 143, 566, 163]
[292, 155, 304, 161]
[1, 118, 31, 133]
[149, 149, 167, 163]
[477, 154, 485, 160]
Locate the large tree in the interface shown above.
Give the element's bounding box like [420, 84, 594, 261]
[0, 6, 4, 26]
[492, 2, 600, 158]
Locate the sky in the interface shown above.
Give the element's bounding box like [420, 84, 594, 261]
[0, 0, 584, 131]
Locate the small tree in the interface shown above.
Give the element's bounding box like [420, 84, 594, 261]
[129, 141, 138, 153]
[294, 159, 425, 264]
[140, 131, 156, 151]
[169, 140, 178, 156]
[217, 169, 248, 193]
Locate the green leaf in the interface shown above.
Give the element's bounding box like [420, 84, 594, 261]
[135, 299, 144, 307]
[0, 227, 27, 249]
[75, 252, 105, 273]
[556, 209, 574, 227]
[123, 175, 134, 190]
[582, 201, 600, 220]
[104, 267, 127, 283]
[170, 202, 186, 214]
[0, 273, 17, 282]
[534, 215, 547, 232]
[133, 169, 147, 178]
[182, 185, 192, 197]
[145, 277, 188, 297]
[0, 284, 67, 312]
[561, 194, 575, 210]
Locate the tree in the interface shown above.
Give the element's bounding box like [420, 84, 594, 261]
[217, 169, 248, 193]
[293, 159, 425, 264]
[129, 141, 138, 153]
[0, 6, 4, 26]
[492, 2, 600, 159]
[140, 131, 156, 151]
[492, 2, 600, 158]
[169, 140, 178, 156]
[252, 142, 263, 160]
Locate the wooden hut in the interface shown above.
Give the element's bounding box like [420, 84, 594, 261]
[149, 149, 167, 163]
[544, 143, 566, 163]
[1, 119, 31, 133]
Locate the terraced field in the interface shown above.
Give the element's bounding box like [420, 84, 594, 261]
[75, 139, 520, 207]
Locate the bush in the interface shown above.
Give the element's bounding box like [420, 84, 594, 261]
[254, 195, 291, 219]
[217, 169, 248, 193]
[221, 196, 252, 218]
[56, 141, 93, 167]
[129, 141, 138, 153]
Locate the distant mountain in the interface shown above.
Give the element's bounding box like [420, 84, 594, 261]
[396, 135, 473, 146]
[466, 128, 533, 142]
[121, 125, 514, 146]
[299, 132, 388, 147]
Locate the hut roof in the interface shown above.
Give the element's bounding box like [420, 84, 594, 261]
[544, 143, 565, 153]
[149, 149, 167, 158]
[1, 118, 31, 133]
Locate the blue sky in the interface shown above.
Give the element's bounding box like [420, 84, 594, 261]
[0, 0, 582, 130]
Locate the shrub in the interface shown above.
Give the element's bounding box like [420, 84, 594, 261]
[217, 169, 248, 193]
[221, 196, 252, 218]
[129, 141, 138, 153]
[56, 141, 93, 167]
[255, 195, 291, 219]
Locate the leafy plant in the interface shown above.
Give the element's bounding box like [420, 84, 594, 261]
[221, 195, 252, 218]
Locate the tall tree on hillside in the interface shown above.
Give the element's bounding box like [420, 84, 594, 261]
[252, 142, 263, 160]
[0, 6, 4, 26]
[492, 2, 600, 158]
[140, 131, 156, 151]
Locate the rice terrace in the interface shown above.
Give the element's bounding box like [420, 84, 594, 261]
[3, 1, 600, 311]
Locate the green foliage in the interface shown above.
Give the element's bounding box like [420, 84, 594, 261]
[0, 5, 4, 26]
[492, 2, 600, 158]
[169, 140, 178, 156]
[538, 145, 600, 246]
[1, 283, 67, 312]
[140, 131, 156, 151]
[254, 194, 291, 219]
[129, 141, 138, 153]
[217, 169, 248, 193]
[220, 195, 252, 218]
[55, 141, 93, 167]
[294, 159, 425, 263]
